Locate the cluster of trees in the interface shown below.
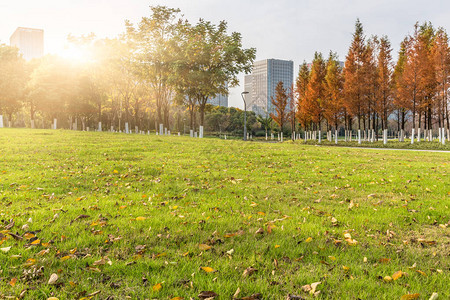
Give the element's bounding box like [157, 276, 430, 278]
[271, 20, 450, 141]
[0, 6, 255, 132]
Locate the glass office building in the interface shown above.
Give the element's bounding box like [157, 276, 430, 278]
[244, 59, 293, 116]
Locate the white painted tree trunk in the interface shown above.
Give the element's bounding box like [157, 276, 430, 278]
[358, 130, 361, 144]
[383, 129, 387, 144]
[31, 119, 35, 129]
[411, 128, 415, 144]
[280, 132, 283, 142]
[199, 126, 204, 138]
[135, 126, 138, 134]
[159, 124, 163, 135]
[194, 132, 197, 138]
[0, 115, 3, 128]
[417, 128, 421, 142]
[292, 131, 295, 141]
[442, 128, 446, 145]
[53, 118, 57, 130]
[318, 130, 321, 143]
[335, 130, 338, 144]
[98, 122, 102, 132]
[164, 127, 168, 135]
[265, 132, 268, 140]
[190, 129, 193, 137]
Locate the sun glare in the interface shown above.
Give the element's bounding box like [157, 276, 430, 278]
[60, 45, 91, 63]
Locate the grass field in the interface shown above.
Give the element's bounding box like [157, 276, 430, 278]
[0, 129, 448, 300]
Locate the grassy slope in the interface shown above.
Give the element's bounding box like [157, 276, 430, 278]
[0, 129, 448, 299]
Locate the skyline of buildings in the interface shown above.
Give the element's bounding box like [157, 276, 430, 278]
[10, 27, 44, 60]
[244, 59, 294, 116]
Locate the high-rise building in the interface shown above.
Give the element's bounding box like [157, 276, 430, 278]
[207, 93, 228, 107]
[10, 27, 44, 60]
[207, 82, 229, 107]
[244, 59, 294, 116]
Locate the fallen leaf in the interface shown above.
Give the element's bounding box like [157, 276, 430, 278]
[199, 244, 212, 251]
[30, 239, 41, 245]
[0, 246, 11, 253]
[383, 276, 393, 282]
[136, 216, 146, 221]
[201, 266, 216, 273]
[429, 292, 438, 300]
[310, 282, 321, 294]
[274, 244, 280, 248]
[48, 273, 58, 285]
[198, 291, 218, 299]
[400, 294, 420, 300]
[170, 297, 183, 300]
[416, 270, 427, 276]
[9, 277, 17, 287]
[152, 282, 162, 291]
[392, 270, 403, 280]
[242, 267, 257, 277]
[305, 237, 312, 243]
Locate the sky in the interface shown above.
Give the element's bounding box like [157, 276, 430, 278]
[1, 0, 450, 108]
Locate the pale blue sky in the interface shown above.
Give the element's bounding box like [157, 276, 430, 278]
[1, 0, 449, 108]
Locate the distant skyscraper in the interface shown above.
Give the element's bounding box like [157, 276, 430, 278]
[244, 59, 294, 116]
[207, 82, 229, 107]
[10, 27, 44, 60]
[208, 94, 228, 107]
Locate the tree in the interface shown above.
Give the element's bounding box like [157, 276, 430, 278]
[343, 19, 366, 131]
[0, 44, 26, 127]
[305, 52, 326, 130]
[296, 62, 311, 130]
[256, 113, 273, 139]
[324, 52, 344, 131]
[376, 36, 393, 131]
[126, 6, 182, 128]
[431, 27, 450, 131]
[270, 81, 288, 131]
[178, 19, 255, 127]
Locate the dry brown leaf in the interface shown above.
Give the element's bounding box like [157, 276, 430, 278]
[198, 291, 218, 299]
[242, 267, 257, 277]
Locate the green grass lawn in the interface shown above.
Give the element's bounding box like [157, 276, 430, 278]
[0, 129, 448, 300]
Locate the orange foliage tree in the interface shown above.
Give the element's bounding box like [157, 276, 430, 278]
[270, 81, 288, 131]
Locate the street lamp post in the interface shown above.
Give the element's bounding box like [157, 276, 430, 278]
[241, 91, 249, 141]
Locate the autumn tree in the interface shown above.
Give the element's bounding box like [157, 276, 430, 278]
[324, 52, 344, 133]
[431, 27, 450, 132]
[296, 62, 311, 131]
[376, 36, 393, 131]
[270, 81, 289, 131]
[343, 19, 366, 132]
[305, 52, 326, 133]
